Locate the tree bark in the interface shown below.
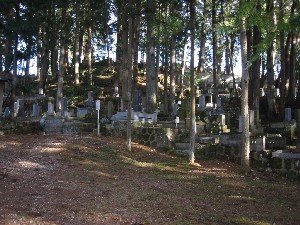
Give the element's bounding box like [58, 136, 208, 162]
[39, 24, 50, 92]
[189, 0, 196, 164]
[146, 0, 157, 113]
[197, 0, 206, 74]
[240, 0, 250, 174]
[163, 47, 169, 114]
[212, 0, 218, 105]
[169, 34, 176, 115]
[127, 14, 134, 152]
[132, 1, 141, 92]
[56, 6, 67, 112]
[87, 23, 93, 86]
[180, 30, 188, 94]
[266, 0, 275, 120]
[74, 0, 81, 85]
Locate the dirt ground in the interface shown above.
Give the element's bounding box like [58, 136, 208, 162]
[0, 135, 299, 225]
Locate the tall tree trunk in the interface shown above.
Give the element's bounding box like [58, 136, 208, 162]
[288, 33, 296, 100]
[287, 0, 297, 100]
[11, 2, 19, 119]
[51, 1, 58, 79]
[146, 0, 157, 113]
[36, 26, 42, 80]
[240, 0, 250, 174]
[229, 36, 236, 94]
[74, 0, 81, 85]
[189, 0, 196, 164]
[87, 24, 93, 86]
[0, 30, 2, 73]
[266, 0, 275, 120]
[212, 0, 218, 105]
[197, 0, 206, 74]
[120, 4, 129, 98]
[251, 3, 262, 122]
[180, 30, 188, 94]
[127, 15, 134, 152]
[169, 34, 176, 115]
[56, 7, 67, 112]
[79, 28, 84, 64]
[39, 24, 50, 92]
[132, 0, 141, 92]
[164, 47, 169, 114]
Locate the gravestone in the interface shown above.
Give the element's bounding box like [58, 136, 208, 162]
[132, 89, 141, 111]
[77, 108, 88, 118]
[47, 102, 54, 116]
[61, 97, 68, 116]
[172, 103, 179, 116]
[3, 107, 10, 118]
[14, 99, 24, 117]
[113, 86, 119, 98]
[39, 88, 44, 95]
[107, 101, 113, 118]
[86, 91, 94, 107]
[217, 97, 222, 109]
[32, 103, 40, 117]
[249, 110, 256, 132]
[120, 98, 124, 111]
[199, 95, 206, 111]
[285, 108, 292, 122]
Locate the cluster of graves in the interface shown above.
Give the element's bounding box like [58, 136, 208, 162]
[0, 72, 300, 177]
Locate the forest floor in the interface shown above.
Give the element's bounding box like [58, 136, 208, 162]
[0, 135, 299, 225]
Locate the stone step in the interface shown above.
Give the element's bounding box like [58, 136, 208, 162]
[175, 149, 190, 156]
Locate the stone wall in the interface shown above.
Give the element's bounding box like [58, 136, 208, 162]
[109, 121, 178, 151]
[44, 116, 95, 135]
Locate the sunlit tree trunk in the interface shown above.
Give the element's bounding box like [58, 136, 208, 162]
[87, 24, 93, 86]
[189, 0, 196, 164]
[266, 0, 275, 120]
[56, 6, 67, 112]
[74, 0, 81, 85]
[240, 0, 250, 174]
[288, 33, 296, 100]
[163, 47, 169, 114]
[169, 34, 176, 115]
[180, 30, 188, 94]
[39, 24, 50, 92]
[212, 0, 218, 105]
[36, 26, 42, 80]
[127, 14, 134, 152]
[132, 1, 141, 92]
[197, 0, 206, 74]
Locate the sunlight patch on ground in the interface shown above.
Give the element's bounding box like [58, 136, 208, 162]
[88, 170, 119, 179]
[121, 156, 189, 173]
[232, 216, 271, 225]
[40, 147, 65, 153]
[18, 160, 45, 169]
[229, 195, 256, 201]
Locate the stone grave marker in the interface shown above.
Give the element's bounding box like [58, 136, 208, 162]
[47, 102, 54, 116]
[61, 97, 68, 116]
[285, 108, 292, 122]
[107, 101, 113, 118]
[32, 103, 40, 117]
[132, 89, 141, 111]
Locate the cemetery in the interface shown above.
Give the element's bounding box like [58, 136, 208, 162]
[1, 70, 300, 180]
[1, 1, 300, 224]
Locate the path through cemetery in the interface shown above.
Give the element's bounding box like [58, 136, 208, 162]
[0, 135, 299, 225]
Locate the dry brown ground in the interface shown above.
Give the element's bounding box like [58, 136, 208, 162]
[0, 135, 299, 225]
